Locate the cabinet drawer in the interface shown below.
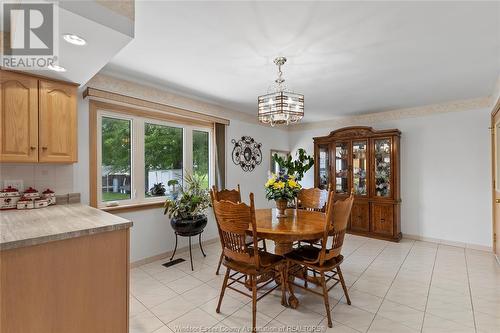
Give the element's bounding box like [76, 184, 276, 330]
[371, 204, 394, 236]
[350, 202, 369, 232]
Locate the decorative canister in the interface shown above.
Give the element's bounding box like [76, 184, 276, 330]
[42, 189, 56, 205]
[34, 197, 49, 209]
[0, 186, 21, 210]
[23, 187, 40, 199]
[17, 196, 34, 209]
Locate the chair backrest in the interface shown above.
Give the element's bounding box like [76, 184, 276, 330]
[210, 190, 260, 268]
[318, 192, 354, 265]
[212, 184, 241, 203]
[296, 187, 330, 212]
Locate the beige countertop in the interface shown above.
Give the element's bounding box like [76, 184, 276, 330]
[0, 204, 133, 251]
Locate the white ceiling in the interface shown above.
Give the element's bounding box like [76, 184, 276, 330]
[104, 1, 500, 122]
[2, 1, 133, 85]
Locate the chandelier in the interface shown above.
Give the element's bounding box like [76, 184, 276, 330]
[258, 57, 304, 126]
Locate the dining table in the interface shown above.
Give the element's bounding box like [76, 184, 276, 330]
[245, 207, 327, 308]
[248, 208, 326, 255]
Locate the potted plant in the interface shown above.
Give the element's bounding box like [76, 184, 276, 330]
[266, 148, 314, 216]
[150, 182, 166, 196]
[167, 179, 180, 199]
[272, 148, 314, 181]
[164, 173, 210, 235]
[265, 173, 301, 217]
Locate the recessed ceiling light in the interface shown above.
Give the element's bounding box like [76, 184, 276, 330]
[48, 64, 66, 72]
[62, 33, 86, 46]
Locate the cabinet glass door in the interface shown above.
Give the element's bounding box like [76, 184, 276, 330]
[318, 145, 330, 190]
[352, 141, 368, 195]
[335, 142, 349, 194]
[374, 138, 392, 197]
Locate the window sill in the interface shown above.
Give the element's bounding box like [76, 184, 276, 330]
[100, 201, 164, 213]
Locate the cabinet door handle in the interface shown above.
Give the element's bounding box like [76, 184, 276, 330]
[30, 146, 36, 150]
[42, 147, 48, 150]
[380, 218, 385, 223]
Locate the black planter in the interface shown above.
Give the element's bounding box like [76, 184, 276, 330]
[170, 215, 207, 236]
[169, 215, 208, 271]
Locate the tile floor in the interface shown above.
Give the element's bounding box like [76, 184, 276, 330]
[130, 235, 500, 333]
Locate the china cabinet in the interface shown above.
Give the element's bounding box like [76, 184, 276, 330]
[313, 126, 401, 241]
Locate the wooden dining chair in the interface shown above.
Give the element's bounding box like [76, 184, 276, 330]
[295, 187, 331, 248]
[295, 187, 330, 212]
[210, 190, 287, 332]
[212, 185, 267, 275]
[285, 192, 354, 328]
[213, 184, 242, 202]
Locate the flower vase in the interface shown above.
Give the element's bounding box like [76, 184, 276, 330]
[275, 199, 288, 217]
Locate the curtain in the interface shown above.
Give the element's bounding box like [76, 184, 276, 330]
[214, 123, 226, 190]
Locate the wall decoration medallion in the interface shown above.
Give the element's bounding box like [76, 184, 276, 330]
[231, 136, 262, 172]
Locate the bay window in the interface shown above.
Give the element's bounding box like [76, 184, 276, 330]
[96, 109, 213, 208]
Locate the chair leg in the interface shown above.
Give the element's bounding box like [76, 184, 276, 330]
[303, 266, 308, 289]
[261, 239, 267, 251]
[320, 271, 333, 328]
[279, 265, 287, 306]
[337, 266, 351, 305]
[215, 251, 224, 275]
[216, 267, 230, 313]
[251, 275, 257, 333]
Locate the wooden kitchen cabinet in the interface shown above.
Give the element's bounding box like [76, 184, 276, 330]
[0, 72, 39, 162]
[38, 80, 77, 162]
[1, 228, 130, 333]
[0, 70, 78, 163]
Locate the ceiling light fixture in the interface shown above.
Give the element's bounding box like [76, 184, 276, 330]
[258, 57, 304, 126]
[62, 33, 87, 46]
[48, 64, 67, 72]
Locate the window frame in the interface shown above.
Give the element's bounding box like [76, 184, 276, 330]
[91, 101, 214, 210]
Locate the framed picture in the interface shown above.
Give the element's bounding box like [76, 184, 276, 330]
[270, 150, 290, 174]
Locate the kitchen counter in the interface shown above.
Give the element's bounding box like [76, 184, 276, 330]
[0, 204, 132, 251]
[1, 204, 132, 332]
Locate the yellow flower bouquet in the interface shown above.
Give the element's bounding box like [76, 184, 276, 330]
[265, 174, 301, 199]
[265, 174, 301, 216]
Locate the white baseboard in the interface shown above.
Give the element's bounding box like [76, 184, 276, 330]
[130, 237, 219, 268]
[403, 233, 492, 252]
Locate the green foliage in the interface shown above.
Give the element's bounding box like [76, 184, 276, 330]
[102, 117, 131, 174]
[167, 179, 179, 187]
[102, 192, 130, 201]
[145, 123, 183, 172]
[164, 172, 210, 220]
[150, 183, 166, 196]
[272, 148, 314, 181]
